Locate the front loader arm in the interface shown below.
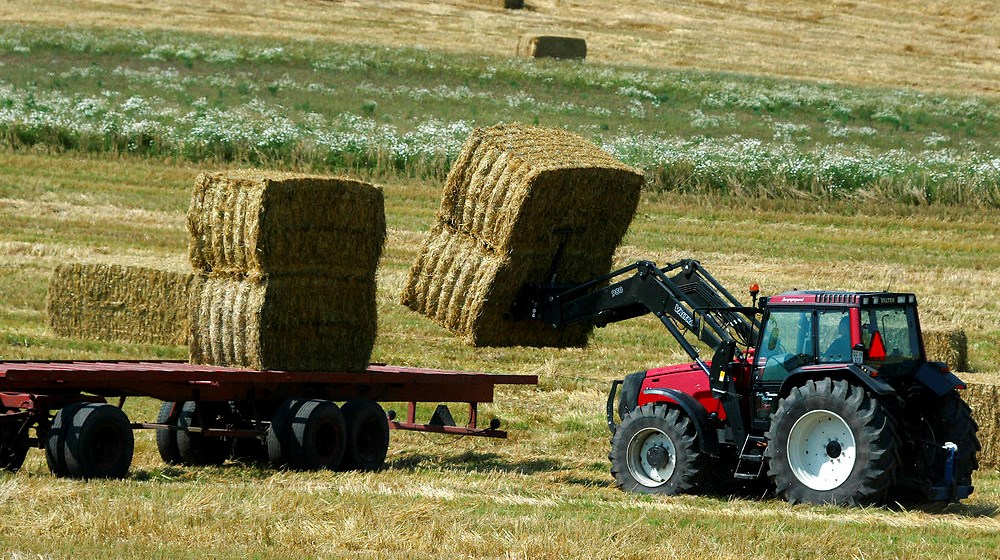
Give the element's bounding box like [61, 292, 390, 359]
[507, 259, 759, 371]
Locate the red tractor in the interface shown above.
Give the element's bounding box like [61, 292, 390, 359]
[509, 259, 978, 505]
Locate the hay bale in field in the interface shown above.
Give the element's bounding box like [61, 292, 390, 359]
[47, 256, 201, 347]
[962, 382, 1000, 468]
[189, 274, 377, 372]
[402, 124, 644, 347]
[187, 171, 385, 276]
[924, 328, 968, 371]
[517, 35, 587, 60]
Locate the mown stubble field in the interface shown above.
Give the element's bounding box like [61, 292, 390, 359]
[1, 0, 1000, 557]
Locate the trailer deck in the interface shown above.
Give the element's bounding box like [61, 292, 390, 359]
[0, 360, 537, 479]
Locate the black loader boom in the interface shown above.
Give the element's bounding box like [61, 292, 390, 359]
[506, 259, 760, 375]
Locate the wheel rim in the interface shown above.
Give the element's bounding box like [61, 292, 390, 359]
[786, 409, 856, 491]
[626, 427, 676, 487]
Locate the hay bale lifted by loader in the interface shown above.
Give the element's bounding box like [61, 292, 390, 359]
[401, 124, 644, 347]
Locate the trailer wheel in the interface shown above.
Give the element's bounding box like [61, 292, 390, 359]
[765, 378, 899, 506]
[63, 403, 134, 479]
[0, 409, 29, 472]
[45, 402, 87, 477]
[268, 399, 346, 470]
[340, 400, 389, 471]
[176, 401, 230, 466]
[609, 403, 705, 495]
[155, 401, 182, 465]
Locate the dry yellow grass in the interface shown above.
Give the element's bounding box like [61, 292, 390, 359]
[2, 0, 998, 95]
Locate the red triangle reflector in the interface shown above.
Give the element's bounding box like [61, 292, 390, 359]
[868, 331, 887, 361]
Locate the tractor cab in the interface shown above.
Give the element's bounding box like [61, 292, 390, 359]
[755, 291, 925, 384]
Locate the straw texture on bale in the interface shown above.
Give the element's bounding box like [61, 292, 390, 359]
[962, 383, 998, 467]
[47, 257, 201, 347]
[923, 328, 968, 371]
[187, 170, 385, 276]
[517, 35, 587, 59]
[189, 274, 377, 372]
[402, 124, 644, 347]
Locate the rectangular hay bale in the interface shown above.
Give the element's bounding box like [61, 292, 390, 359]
[189, 274, 377, 372]
[403, 124, 644, 347]
[187, 171, 385, 276]
[923, 328, 968, 371]
[47, 257, 201, 347]
[517, 35, 587, 59]
[962, 382, 1000, 468]
[401, 224, 590, 347]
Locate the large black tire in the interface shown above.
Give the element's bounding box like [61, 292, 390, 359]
[176, 401, 230, 466]
[340, 400, 390, 471]
[63, 403, 134, 479]
[45, 402, 87, 477]
[895, 389, 982, 503]
[764, 378, 899, 506]
[0, 410, 29, 473]
[609, 403, 706, 495]
[155, 401, 183, 465]
[266, 398, 303, 467]
[268, 399, 346, 470]
[929, 392, 979, 486]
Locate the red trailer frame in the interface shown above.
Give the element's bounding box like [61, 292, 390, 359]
[0, 360, 537, 478]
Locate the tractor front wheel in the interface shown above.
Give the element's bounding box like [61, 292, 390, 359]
[609, 403, 705, 495]
[765, 378, 899, 505]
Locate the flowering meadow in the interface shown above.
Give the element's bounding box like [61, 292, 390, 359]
[1, 26, 998, 204]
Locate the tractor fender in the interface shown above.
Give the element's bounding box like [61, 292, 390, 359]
[640, 387, 718, 454]
[779, 363, 896, 399]
[914, 361, 966, 397]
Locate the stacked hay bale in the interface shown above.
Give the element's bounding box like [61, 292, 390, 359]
[47, 256, 201, 347]
[402, 124, 644, 347]
[923, 328, 968, 372]
[961, 379, 999, 468]
[187, 171, 384, 371]
[517, 36, 587, 59]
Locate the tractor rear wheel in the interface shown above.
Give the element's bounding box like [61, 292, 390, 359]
[928, 391, 979, 487]
[609, 403, 705, 495]
[765, 378, 899, 506]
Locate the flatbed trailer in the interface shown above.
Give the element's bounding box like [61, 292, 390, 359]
[0, 360, 537, 479]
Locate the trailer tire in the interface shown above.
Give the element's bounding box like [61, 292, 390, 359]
[176, 401, 230, 466]
[0, 409, 29, 472]
[765, 378, 899, 506]
[155, 401, 182, 465]
[291, 400, 346, 470]
[63, 403, 134, 479]
[609, 403, 706, 495]
[45, 401, 87, 477]
[340, 400, 389, 471]
[267, 398, 303, 467]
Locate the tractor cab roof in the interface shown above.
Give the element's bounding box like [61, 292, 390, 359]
[763, 291, 918, 308]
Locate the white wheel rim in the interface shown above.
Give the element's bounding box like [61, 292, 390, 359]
[786, 410, 856, 491]
[626, 427, 676, 487]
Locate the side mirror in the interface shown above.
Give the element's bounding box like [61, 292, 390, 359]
[852, 343, 865, 365]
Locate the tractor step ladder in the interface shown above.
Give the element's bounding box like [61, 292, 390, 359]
[734, 435, 767, 480]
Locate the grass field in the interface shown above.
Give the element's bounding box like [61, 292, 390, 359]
[1, 1, 1000, 557]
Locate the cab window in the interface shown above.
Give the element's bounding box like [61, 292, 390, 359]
[817, 310, 851, 363]
[757, 309, 814, 382]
